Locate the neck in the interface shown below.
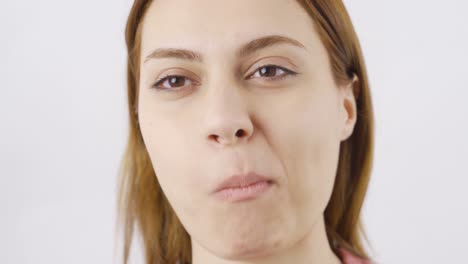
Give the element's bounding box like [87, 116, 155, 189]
[191, 216, 342, 264]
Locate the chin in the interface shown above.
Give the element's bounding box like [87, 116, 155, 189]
[214, 234, 284, 261]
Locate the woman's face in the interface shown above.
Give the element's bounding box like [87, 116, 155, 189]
[138, 0, 357, 260]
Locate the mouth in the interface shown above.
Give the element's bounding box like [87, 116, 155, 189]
[212, 172, 275, 202]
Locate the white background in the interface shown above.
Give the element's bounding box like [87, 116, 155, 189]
[1, 1, 467, 263]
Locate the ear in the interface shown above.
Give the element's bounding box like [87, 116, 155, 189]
[339, 74, 359, 141]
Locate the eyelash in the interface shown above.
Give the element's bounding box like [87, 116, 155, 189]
[151, 64, 298, 92]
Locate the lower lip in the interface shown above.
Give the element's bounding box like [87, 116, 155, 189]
[214, 180, 273, 202]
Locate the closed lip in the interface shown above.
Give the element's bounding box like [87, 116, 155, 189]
[212, 172, 275, 193]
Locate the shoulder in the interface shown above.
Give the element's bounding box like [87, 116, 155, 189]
[336, 247, 374, 264]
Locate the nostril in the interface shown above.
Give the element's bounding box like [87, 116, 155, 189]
[235, 129, 245, 137]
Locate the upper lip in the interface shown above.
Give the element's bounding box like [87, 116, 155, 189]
[213, 172, 274, 193]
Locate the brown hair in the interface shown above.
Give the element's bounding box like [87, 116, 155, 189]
[116, 0, 375, 263]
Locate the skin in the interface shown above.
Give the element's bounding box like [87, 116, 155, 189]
[138, 0, 357, 263]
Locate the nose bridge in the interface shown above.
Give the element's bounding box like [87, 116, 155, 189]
[207, 73, 244, 116]
[201, 72, 254, 147]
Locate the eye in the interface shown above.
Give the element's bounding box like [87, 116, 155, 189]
[248, 64, 297, 81]
[151, 65, 297, 92]
[152, 75, 196, 91]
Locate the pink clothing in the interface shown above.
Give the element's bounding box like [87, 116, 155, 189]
[337, 247, 373, 264]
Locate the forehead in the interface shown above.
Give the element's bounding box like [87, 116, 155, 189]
[140, 0, 318, 57]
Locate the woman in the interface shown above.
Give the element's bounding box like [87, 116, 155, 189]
[117, 0, 375, 263]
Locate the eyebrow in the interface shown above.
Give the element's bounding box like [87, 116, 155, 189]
[143, 35, 307, 64]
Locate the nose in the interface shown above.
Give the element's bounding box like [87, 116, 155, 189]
[202, 83, 254, 148]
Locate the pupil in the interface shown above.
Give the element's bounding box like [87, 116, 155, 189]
[170, 77, 184, 87]
[261, 66, 276, 77]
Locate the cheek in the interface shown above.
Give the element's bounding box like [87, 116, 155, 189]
[138, 109, 189, 194]
[272, 93, 341, 210]
[138, 104, 207, 215]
